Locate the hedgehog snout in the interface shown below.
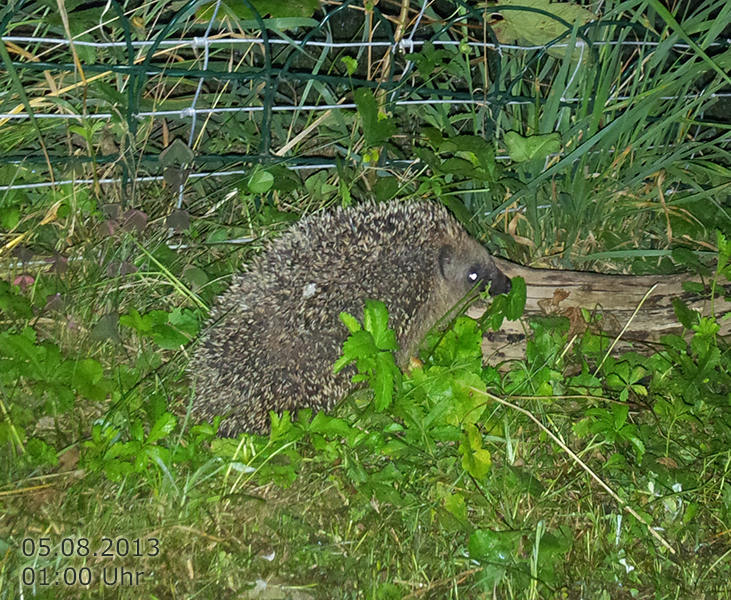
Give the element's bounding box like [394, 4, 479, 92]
[488, 268, 511, 296]
[468, 262, 511, 296]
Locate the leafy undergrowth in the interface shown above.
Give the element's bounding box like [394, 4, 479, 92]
[2, 241, 731, 600]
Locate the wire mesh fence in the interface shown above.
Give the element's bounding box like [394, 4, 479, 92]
[0, 0, 730, 224]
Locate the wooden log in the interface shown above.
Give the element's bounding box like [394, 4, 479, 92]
[470, 258, 731, 363]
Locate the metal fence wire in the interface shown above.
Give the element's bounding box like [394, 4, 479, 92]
[0, 0, 729, 206]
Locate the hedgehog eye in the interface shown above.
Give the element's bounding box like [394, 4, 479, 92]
[468, 271, 479, 282]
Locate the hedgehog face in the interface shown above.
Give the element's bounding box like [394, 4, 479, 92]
[465, 261, 512, 295]
[438, 243, 512, 297]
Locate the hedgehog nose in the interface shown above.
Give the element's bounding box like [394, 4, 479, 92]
[489, 273, 511, 296]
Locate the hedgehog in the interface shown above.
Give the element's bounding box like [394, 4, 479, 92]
[190, 200, 511, 436]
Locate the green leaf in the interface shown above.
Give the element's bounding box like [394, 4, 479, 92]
[423, 127, 443, 149]
[182, 265, 208, 289]
[490, 0, 596, 51]
[373, 351, 397, 411]
[144, 392, 168, 424]
[336, 302, 401, 406]
[443, 492, 467, 522]
[70, 358, 108, 402]
[341, 56, 357, 76]
[151, 324, 189, 349]
[660, 334, 687, 353]
[682, 281, 706, 294]
[672, 297, 700, 329]
[0, 280, 33, 319]
[338, 330, 377, 366]
[146, 413, 177, 445]
[339, 311, 362, 335]
[43, 383, 75, 414]
[159, 138, 194, 167]
[693, 317, 720, 338]
[717, 231, 731, 272]
[374, 176, 400, 201]
[354, 88, 397, 147]
[26, 438, 58, 466]
[683, 502, 699, 524]
[431, 317, 483, 366]
[505, 277, 527, 320]
[309, 412, 352, 438]
[248, 170, 274, 194]
[440, 157, 475, 177]
[539, 525, 573, 556]
[439, 135, 495, 167]
[0, 206, 20, 230]
[628, 436, 645, 461]
[332, 354, 352, 373]
[468, 529, 517, 563]
[363, 300, 398, 350]
[460, 424, 491, 478]
[449, 371, 488, 425]
[119, 309, 152, 333]
[168, 307, 200, 337]
[671, 247, 700, 268]
[612, 403, 629, 428]
[504, 131, 561, 163]
[90, 313, 121, 343]
[573, 417, 592, 438]
[130, 420, 144, 442]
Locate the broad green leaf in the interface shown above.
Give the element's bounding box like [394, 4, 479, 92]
[159, 138, 194, 166]
[309, 412, 352, 438]
[168, 307, 200, 337]
[460, 424, 492, 478]
[505, 131, 561, 163]
[248, 170, 274, 194]
[444, 492, 467, 522]
[489, 0, 596, 49]
[468, 529, 517, 563]
[151, 324, 189, 349]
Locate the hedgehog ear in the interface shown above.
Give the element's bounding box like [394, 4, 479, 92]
[438, 245, 454, 278]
